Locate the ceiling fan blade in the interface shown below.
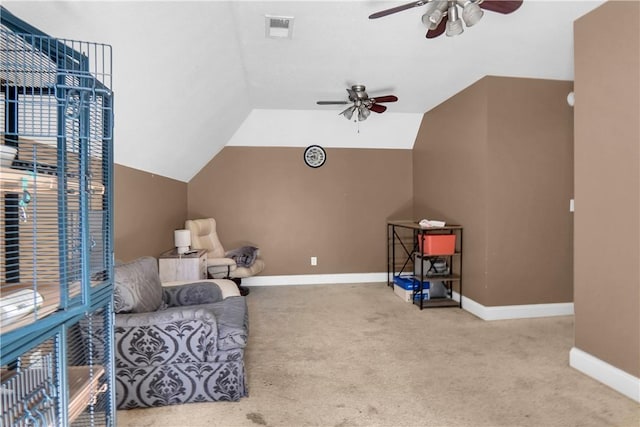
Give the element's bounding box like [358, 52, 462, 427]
[368, 0, 428, 19]
[369, 104, 387, 114]
[317, 101, 349, 105]
[426, 17, 446, 38]
[479, 0, 523, 14]
[371, 95, 398, 103]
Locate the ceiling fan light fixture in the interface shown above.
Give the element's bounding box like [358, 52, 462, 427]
[445, 3, 464, 36]
[357, 107, 370, 122]
[343, 106, 355, 120]
[369, 0, 523, 39]
[421, 1, 448, 29]
[446, 19, 464, 36]
[459, 0, 483, 27]
[320, 84, 397, 122]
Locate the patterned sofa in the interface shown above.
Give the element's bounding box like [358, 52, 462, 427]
[112, 256, 249, 409]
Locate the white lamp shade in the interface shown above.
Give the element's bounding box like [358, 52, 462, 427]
[174, 229, 191, 254]
[462, 2, 483, 27]
[446, 18, 464, 36]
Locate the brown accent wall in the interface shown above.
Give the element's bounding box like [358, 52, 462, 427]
[486, 77, 574, 305]
[188, 146, 413, 276]
[574, 1, 640, 377]
[413, 79, 489, 303]
[414, 76, 574, 307]
[114, 164, 188, 262]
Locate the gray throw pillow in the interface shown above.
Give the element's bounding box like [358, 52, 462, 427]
[113, 256, 163, 313]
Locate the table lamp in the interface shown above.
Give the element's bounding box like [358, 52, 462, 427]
[174, 229, 191, 254]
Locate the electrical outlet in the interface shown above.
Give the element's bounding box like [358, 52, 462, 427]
[570, 198, 575, 212]
[310, 256, 317, 266]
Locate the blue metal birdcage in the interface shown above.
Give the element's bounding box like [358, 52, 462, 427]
[1, 6, 114, 426]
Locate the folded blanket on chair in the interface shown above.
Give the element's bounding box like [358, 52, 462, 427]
[226, 246, 259, 268]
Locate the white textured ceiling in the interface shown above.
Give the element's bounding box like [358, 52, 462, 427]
[3, 0, 605, 181]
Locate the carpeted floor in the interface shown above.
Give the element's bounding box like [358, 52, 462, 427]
[117, 283, 640, 427]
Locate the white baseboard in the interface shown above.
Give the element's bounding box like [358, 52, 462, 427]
[461, 297, 574, 321]
[243, 273, 573, 321]
[241, 272, 388, 286]
[570, 347, 640, 402]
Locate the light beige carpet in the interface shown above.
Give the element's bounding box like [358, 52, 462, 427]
[117, 283, 639, 427]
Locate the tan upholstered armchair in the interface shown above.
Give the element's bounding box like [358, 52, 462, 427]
[185, 218, 265, 295]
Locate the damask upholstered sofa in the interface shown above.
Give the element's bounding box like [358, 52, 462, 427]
[112, 256, 249, 409]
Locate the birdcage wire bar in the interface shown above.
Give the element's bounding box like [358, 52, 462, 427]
[1, 9, 114, 426]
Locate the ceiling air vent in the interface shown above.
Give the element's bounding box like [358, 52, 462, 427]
[265, 15, 294, 39]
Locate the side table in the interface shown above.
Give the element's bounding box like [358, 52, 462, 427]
[158, 249, 207, 282]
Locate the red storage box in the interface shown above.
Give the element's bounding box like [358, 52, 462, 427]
[418, 234, 456, 255]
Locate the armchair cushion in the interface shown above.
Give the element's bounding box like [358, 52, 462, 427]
[114, 256, 163, 313]
[206, 257, 237, 268]
[229, 258, 266, 279]
[205, 257, 237, 278]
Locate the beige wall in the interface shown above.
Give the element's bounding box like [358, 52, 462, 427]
[413, 79, 489, 302]
[574, 1, 639, 377]
[414, 76, 574, 307]
[485, 77, 574, 305]
[114, 164, 187, 262]
[187, 146, 413, 275]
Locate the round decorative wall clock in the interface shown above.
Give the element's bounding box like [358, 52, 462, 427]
[303, 145, 326, 168]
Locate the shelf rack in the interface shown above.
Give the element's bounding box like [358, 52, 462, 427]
[387, 220, 463, 310]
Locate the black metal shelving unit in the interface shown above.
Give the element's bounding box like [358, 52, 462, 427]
[387, 220, 463, 310]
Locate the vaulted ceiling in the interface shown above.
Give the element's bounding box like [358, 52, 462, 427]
[3, 1, 605, 181]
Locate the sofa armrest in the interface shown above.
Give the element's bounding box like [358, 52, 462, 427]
[162, 282, 223, 307]
[200, 296, 249, 351]
[161, 279, 241, 299]
[114, 306, 218, 367]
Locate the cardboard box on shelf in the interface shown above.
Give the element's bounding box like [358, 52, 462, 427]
[393, 284, 430, 302]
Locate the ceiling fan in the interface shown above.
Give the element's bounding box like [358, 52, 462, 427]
[369, 0, 523, 38]
[316, 85, 398, 121]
